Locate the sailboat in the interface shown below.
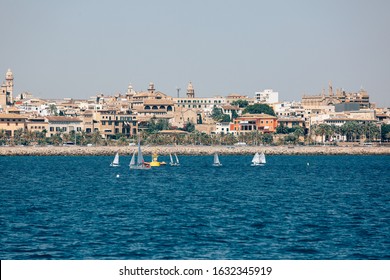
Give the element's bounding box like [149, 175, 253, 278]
[169, 153, 180, 166]
[213, 153, 222, 167]
[251, 152, 266, 166]
[129, 138, 151, 170]
[110, 152, 120, 167]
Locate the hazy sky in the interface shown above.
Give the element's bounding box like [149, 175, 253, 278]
[1, 0, 389, 107]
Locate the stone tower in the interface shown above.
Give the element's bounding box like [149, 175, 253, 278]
[126, 84, 136, 99]
[328, 81, 333, 96]
[5, 69, 14, 104]
[148, 82, 155, 94]
[186, 82, 195, 98]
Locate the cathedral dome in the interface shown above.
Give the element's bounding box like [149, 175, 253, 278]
[6, 68, 13, 79]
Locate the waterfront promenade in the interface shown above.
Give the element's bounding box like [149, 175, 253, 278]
[1, 145, 390, 156]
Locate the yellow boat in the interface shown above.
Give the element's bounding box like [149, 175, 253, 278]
[148, 152, 166, 167]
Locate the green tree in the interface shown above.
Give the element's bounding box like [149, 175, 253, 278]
[0, 129, 8, 145]
[220, 114, 231, 122]
[49, 104, 58, 116]
[362, 122, 380, 142]
[231, 110, 238, 120]
[284, 133, 298, 145]
[293, 126, 304, 140]
[276, 125, 289, 134]
[183, 121, 195, 132]
[315, 124, 332, 143]
[91, 130, 102, 145]
[211, 107, 224, 121]
[381, 124, 390, 141]
[231, 99, 249, 108]
[261, 133, 274, 145]
[243, 103, 276, 116]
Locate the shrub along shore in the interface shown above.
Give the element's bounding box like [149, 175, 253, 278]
[1, 145, 390, 156]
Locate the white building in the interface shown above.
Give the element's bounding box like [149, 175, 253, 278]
[215, 122, 232, 134]
[255, 89, 279, 104]
[274, 101, 305, 118]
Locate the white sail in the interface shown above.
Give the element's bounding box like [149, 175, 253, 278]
[169, 153, 174, 165]
[110, 152, 120, 166]
[137, 138, 144, 165]
[252, 152, 260, 164]
[170, 153, 180, 166]
[129, 151, 136, 166]
[251, 152, 265, 166]
[259, 152, 266, 164]
[213, 153, 222, 166]
[175, 153, 180, 164]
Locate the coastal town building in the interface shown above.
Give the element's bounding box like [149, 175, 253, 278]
[215, 122, 232, 134]
[93, 109, 137, 139]
[26, 117, 48, 134]
[80, 110, 94, 133]
[255, 89, 279, 104]
[274, 101, 305, 118]
[130, 82, 174, 121]
[225, 94, 255, 107]
[45, 116, 83, 138]
[14, 98, 47, 116]
[277, 117, 305, 128]
[0, 113, 27, 137]
[171, 107, 200, 129]
[221, 105, 241, 120]
[230, 113, 278, 135]
[301, 82, 371, 109]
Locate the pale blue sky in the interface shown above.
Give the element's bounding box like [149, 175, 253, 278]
[1, 0, 389, 107]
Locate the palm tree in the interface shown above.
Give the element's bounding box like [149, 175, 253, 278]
[386, 132, 390, 142]
[91, 130, 102, 146]
[51, 133, 63, 146]
[293, 126, 304, 142]
[362, 122, 380, 142]
[0, 129, 8, 145]
[314, 124, 330, 144]
[261, 133, 273, 145]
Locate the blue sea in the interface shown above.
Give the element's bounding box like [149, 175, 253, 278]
[0, 155, 389, 260]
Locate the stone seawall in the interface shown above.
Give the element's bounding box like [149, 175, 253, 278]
[1, 145, 390, 156]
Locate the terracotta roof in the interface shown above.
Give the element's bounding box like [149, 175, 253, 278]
[278, 118, 305, 122]
[222, 105, 239, 110]
[45, 116, 82, 122]
[143, 99, 174, 105]
[240, 113, 277, 119]
[0, 113, 27, 119]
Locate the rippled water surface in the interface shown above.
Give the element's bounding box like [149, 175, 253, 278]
[1, 155, 389, 259]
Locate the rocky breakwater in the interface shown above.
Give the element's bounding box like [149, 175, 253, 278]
[1, 145, 390, 156]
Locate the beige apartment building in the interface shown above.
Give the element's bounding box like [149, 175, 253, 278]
[26, 117, 49, 134]
[94, 109, 138, 139]
[0, 113, 27, 137]
[45, 116, 83, 137]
